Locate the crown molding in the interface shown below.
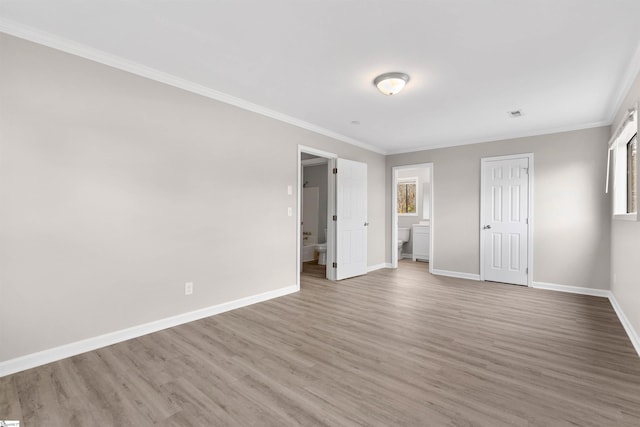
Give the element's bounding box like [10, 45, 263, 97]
[605, 39, 640, 125]
[386, 120, 610, 155]
[0, 18, 386, 156]
[3, 17, 636, 157]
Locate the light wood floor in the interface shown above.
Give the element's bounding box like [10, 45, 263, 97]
[302, 260, 326, 279]
[2, 260, 640, 426]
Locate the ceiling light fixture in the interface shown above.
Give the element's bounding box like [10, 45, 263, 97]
[373, 72, 410, 96]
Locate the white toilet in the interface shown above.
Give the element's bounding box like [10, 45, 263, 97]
[398, 228, 410, 260]
[316, 228, 328, 265]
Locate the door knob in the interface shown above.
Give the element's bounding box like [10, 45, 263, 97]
[483, 225, 491, 229]
[364, 222, 369, 227]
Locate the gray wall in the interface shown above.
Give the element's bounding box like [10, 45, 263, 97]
[610, 69, 640, 338]
[1, 30, 631, 364]
[303, 164, 328, 242]
[386, 126, 611, 289]
[0, 34, 386, 362]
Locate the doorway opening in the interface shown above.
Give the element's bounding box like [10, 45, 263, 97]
[297, 146, 337, 287]
[297, 146, 369, 288]
[301, 155, 330, 279]
[391, 163, 434, 272]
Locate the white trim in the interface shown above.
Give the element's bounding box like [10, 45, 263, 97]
[531, 281, 640, 358]
[297, 145, 338, 285]
[531, 281, 611, 297]
[0, 19, 385, 156]
[429, 164, 434, 275]
[613, 213, 638, 221]
[4, 17, 631, 158]
[391, 169, 398, 268]
[367, 263, 390, 272]
[480, 153, 534, 287]
[326, 158, 337, 280]
[431, 269, 481, 281]
[397, 177, 418, 183]
[0, 284, 297, 377]
[5, 17, 635, 159]
[610, 109, 638, 219]
[298, 146, 338, 160]
[607, 107, 637, 150]
[3, 281, 636, 378]
[385, 121, 610, 155]
[301, 158, 328, 166]
[605, 39, 640, 124]
[391, 164, 434, 272]
[609, 293, 640, 358]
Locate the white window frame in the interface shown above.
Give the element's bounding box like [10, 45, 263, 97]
[397, 177, 419, 217]
[608, 106, 638, 221]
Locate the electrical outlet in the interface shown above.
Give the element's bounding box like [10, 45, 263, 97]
[185, 282, 194, 295]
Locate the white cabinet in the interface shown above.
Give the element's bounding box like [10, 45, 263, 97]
[412, 224, 430, 262]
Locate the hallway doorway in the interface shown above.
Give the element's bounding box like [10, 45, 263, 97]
[391, 163, 434, 273]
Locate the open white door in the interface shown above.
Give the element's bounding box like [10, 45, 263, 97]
[481, 155, 531, 286]
[336, 158, 367, 280]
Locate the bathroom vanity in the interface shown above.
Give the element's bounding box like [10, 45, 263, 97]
[412, 224, 430, 262]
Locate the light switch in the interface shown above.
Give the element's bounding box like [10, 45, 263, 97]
[287, 185, 293, 195]
[287, 207, 292, 216]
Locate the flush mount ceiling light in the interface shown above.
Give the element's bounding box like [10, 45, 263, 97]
[373, 72, 410, 96]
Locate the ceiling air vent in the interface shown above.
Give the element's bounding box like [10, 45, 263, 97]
[508, 110, 523, 118]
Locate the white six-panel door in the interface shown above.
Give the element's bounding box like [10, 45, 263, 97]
[336, 158, 367, 280]
[481, 155, 531, 286]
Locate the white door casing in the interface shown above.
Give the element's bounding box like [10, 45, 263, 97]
[336, 158, 367, 280]
[480, 155, 532, 286]
[391, 164, 434, 271]
[297, 145, 337, 286]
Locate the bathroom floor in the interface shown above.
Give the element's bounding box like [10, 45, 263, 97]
[301, 260, 326, 279]
[399, 257, 429, 268]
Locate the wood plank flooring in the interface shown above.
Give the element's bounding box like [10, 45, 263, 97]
[302, 260, 326, 279]
[2, 260, 640, 426]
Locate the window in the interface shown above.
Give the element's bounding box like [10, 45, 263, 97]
[608, 108, 638, 220]
[628, 135, 637, 213]
[397, 178, 418, 215]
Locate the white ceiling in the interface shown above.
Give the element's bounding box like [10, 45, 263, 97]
[2, 0, 640, 154]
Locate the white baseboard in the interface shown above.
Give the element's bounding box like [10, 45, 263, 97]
[428, 274, 638, 358]
[531, 281, 640, 358]
[367, 263, 390, 272]
[432, 269, 480, 281]
[606, 293, 640, 357]
[4, 277, 637, 377]
[531, 281, 611, 297]
[0, 284, 298, 377]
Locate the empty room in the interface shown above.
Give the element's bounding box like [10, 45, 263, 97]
[1, 1, 640, 426]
